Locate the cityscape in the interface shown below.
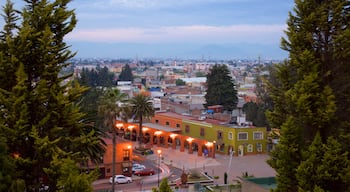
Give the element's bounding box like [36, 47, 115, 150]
[1, 0, 350, 192]
[75, 56, 278, 192]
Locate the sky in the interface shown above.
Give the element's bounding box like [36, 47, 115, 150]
[5, 0, 295, 60]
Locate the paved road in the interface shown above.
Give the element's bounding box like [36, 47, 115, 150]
[93, 142, 276, 191]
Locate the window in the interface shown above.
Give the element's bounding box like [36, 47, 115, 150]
[166, 121, 170, 126]
[238, 132, 248, 140]
[228, 132, 233, 140]
[185, 125, 190, 133]
[200, 128, 205, 136]
[155, 120, 159, 124]
[247, 144, 253, 152]
[256, 143, 263, 152]
[176, 124, 180, 128]
[253, 132, 263, 140]
[123, 150, 130, 161]
[217, 131, 223, 139]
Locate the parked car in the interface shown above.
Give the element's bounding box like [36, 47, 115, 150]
[134, 168, 156, 176]
[109, 175, 133, 184]
[132, 163, 146, 173]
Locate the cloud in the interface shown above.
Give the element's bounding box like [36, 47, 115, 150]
[76, 0, 253, 10]
[66, 24, 286, 44]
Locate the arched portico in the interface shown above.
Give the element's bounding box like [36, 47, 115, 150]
[114, 121, 216, 158]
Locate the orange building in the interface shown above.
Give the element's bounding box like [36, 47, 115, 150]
[115, 111, 216, 158]
[102, 136, 133, 178]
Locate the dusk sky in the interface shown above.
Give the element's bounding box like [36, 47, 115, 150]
[6, 0, 295, 60]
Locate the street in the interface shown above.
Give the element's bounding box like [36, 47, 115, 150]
[93, 154, 183, 192]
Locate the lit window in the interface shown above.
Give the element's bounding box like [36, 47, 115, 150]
[238, 132, 248, 140]
[123, 150, 130, 161]
[228, 132, 233, 140]
[253, 132, 263, 140]
[256, 143, 263, 152]
[247, 144, 253, 152]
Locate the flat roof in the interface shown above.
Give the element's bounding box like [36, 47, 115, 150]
[155, 111, 194, 120]
[143, 122, 182, 132]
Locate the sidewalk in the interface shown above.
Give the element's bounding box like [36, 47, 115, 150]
[146, 145, 276, 185]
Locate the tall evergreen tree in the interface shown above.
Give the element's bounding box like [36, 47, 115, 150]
[267, 0, 350, 191]
[118, 64, 133, 82]
[0, 0, 103, 190]
[204, 64, 238, 111]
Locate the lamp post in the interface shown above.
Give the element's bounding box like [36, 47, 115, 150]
[157, 149, 162, 187]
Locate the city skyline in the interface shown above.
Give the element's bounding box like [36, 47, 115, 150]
[4, 0, 294, 60]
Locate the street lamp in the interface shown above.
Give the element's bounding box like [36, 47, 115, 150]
[157, 149, 162, 187]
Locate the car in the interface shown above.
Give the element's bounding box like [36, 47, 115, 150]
[132, 163, 146, 172]
[109, 175, 133, 184]
[134, 168, 156, 176]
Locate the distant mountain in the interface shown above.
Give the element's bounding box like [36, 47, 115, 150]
[70, 42, 287, 60]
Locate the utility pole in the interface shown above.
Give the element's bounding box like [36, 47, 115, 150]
[227, 149, 234, 179]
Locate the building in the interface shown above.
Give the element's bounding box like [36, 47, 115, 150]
[182, 117, 267, 156]
[114, 111, 267, 158]
[101, 136, 133, 178]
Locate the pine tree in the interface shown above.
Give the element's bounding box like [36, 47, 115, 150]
[267, 0, 350, 191]
[118, 64, 134, 82]
[204, 64, 238, 111]
[0, 0, 104, 190]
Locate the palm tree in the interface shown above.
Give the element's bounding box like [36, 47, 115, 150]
[129, 93, 155, 147]
[98, 88, 128, 192]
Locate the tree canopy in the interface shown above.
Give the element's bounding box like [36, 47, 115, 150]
[0, 0, 101, 190]
[204, 64, 238, 111]
[118, 64, 134, 82]
[175, 78, 186, 86]
[267, 1, 350, 191]
[129, 93, 155, 146]
[77, 66, 115, 130]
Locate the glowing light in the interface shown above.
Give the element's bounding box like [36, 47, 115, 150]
[154, 131, 162, 135]
[205, 142, 213, 147]
[142, 127, 149, 132]
[170, 133, 177, 139]
[116, 123, 123, 128]
[186, 137, 194, 143]
[128, 125, 135, 130]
